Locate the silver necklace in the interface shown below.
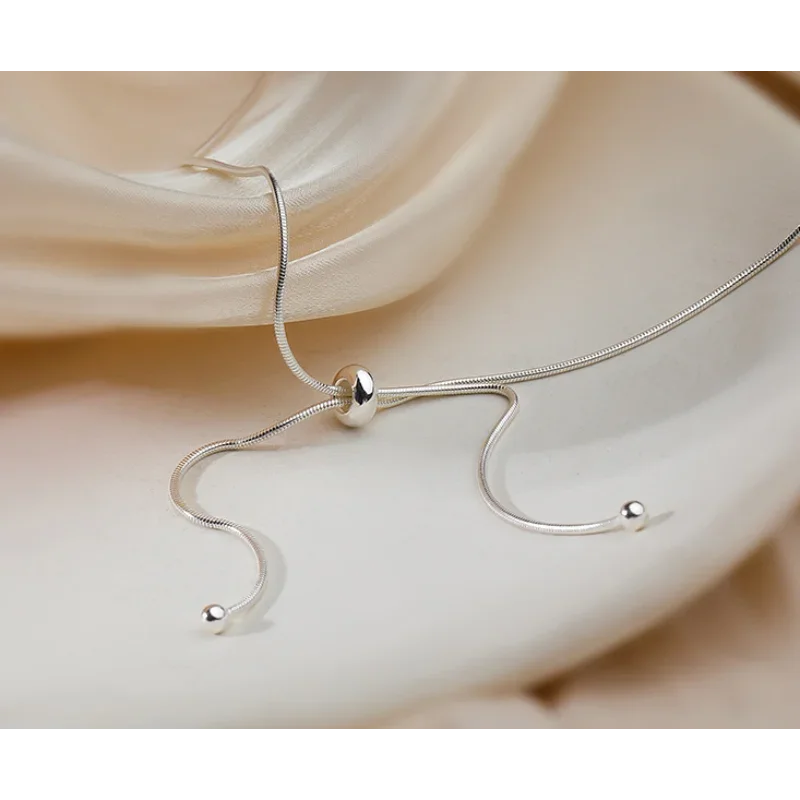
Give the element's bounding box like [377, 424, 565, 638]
[170, 156, 800, 633]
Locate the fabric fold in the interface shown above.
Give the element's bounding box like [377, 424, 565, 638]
[0, 72, 564, 335]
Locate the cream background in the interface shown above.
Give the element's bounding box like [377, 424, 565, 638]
[1, 72, 799, 727]
[0, 72, 561, 334]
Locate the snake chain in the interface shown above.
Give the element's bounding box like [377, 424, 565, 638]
[170, 158, 800, 632]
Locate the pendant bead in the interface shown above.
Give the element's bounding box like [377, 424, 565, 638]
[333, 365, 377, 428]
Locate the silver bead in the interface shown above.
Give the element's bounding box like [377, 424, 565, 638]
[201, 604, 229, 635]
[333, 365, 377, 428]
[619, 500, 648, 531]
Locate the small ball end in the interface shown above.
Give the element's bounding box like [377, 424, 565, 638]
[619, 500, 648, 532]
[201, 604, 229, 635]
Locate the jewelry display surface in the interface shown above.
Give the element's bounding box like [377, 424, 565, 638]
[2, 73, 800, 726]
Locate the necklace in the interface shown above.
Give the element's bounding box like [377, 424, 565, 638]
[170, 156, 800, 633]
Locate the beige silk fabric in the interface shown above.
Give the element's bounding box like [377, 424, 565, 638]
[389, 509, 800, 728]
[0, 72, 562, 335]
[2, 72, 800, 728]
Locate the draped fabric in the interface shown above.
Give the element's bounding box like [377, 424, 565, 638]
[0, 72, 562, 334]
[2, 72, 800, 727]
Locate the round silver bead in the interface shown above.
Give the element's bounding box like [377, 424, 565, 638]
[333, 365, 377, 428]
[201, 604, 229, 635]
[619, 500, 648, 532]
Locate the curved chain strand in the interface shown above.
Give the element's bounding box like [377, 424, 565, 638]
[170, 160, 799, 631]
[169, 397, 346, 626]
[377, 222, 800, 406]
[183, 157, 345, 398]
